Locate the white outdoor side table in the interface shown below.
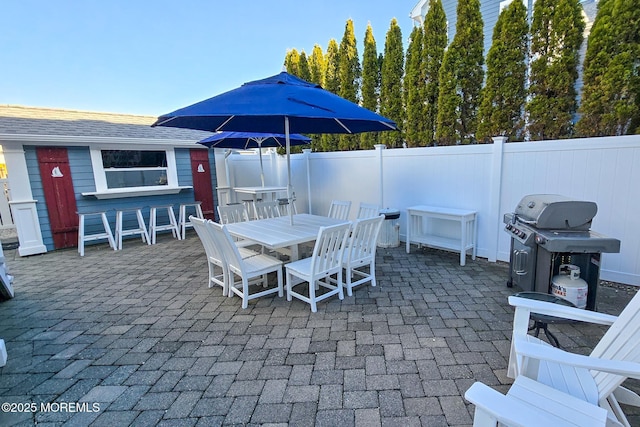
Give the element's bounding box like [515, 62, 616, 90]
[406, 205, 477, 266]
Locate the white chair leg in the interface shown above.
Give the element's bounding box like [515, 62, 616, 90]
[100, 212, 116, 250]
[179, 204, 187, 240]
[78, 214, 85, 256]
[135, 209, 150, 244]
[150, 207, 158, 245]
[78, 211, 116, 255]
[115, 210, 123, 250]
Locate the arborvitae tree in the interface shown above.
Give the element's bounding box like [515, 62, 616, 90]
[404, 25, 426, 147]
[324, 39, 340, 94]
[577, 0, 640, 136]
[298, 51, 312, 82]
[477, 0, 528, 142]
[435, 0, 484, 145]
[320, 39, 341, 152]
[379, 18, 404, 148]
[284, 49, 301, 76]
[526, 0, 585, 140]
[422, 0, 448, 146]
[360, 23, 381, 150]
[338, 19, 361, 150]
[309, 44, 326, 86]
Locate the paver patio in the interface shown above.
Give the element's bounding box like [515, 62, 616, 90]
[0, 232, 638, 426]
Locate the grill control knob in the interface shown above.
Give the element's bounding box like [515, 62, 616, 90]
[535, 235, 547, 245]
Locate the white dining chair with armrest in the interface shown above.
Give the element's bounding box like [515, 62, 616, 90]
[218, 204, 250, 224]
[209, 221, 283, 309]
[341, 215, 384, 296]
[508, 291, 640, 427]
[277, 198, 297, 216]
[356, 203, 380, 219]
[253, 200, 281, 220]
[189, 216, 259, 295]
[217, 204, 256, 248]
[285, 222, 351, 312]
[327, 200, 352, 221]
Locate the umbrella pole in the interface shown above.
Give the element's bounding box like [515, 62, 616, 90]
[258, 143, 265, 187]
[285, 117, 294, 226]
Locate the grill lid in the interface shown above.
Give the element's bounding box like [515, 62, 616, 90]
[514, 194, 597, 230]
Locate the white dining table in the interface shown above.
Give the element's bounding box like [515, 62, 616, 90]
[225, 214, 348, 260]
[233, 186, 288, 203]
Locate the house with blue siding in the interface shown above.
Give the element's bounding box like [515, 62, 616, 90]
[0, 105, 216, 256]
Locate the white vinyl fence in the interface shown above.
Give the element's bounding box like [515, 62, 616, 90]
[219, 135, 640, 286]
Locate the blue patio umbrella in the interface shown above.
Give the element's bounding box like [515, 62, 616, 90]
[198, 131, 311, 187]
[153, 71, 397, 223]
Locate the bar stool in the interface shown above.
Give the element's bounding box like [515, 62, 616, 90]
[149, 204, 180, 244]
[115, 207, 150, 250]
[178, 201, 204, 239]
[77, 211, 116, 256]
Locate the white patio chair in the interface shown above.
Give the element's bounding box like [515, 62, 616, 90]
[465, 375, 607, 427]
[327, 200, 351, 221]
[276, 198, 297, 216]
[217, 204, 255, 248]
[253, 200, 281, 220]
[341, 215, 384, 297]
[217, 204, 249, 224]
[189, 216, 258, 295]
[508, 291, 640, 427]
[285, 222, 351, 312]
[356, 202, 380, 219]
[209, 221, 283, 309]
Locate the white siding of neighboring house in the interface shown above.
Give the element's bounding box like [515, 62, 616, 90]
[410, 0, 599, 108]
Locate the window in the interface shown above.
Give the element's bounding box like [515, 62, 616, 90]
[90, 148, 178, 191]
[101, 150, 168, 189]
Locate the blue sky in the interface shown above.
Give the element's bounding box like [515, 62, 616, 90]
[1, 1, 419, 116]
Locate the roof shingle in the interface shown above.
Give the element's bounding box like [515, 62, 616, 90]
[0, 105, 211, 141]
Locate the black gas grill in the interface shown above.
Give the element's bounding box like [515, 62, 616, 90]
[504, 194, 620, 310]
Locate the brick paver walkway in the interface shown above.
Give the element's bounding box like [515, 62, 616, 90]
[1, 233, 638, 426]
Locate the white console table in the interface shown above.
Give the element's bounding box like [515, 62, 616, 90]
[406, 205, 477, 266]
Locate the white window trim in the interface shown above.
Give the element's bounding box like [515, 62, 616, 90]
[84, 147, 190, 199]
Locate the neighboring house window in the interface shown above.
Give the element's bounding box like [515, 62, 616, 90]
[90, 148, 178, 191]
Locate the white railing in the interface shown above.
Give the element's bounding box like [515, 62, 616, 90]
[221, 135, 640, 286]
[0, 179, 13, 229]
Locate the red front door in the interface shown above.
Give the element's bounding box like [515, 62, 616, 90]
[36, 147, 78, 249]
[190, 149, 215, 220]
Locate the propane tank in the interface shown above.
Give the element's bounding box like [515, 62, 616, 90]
[551, 264, 588, 309]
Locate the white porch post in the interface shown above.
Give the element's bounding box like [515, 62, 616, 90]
[2, 143, 47, 256]
[487, 136, 507, 262]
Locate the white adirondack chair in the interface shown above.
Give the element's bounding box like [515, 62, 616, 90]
[508, 291, 640, 427]
[465, 375, 608, 427]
